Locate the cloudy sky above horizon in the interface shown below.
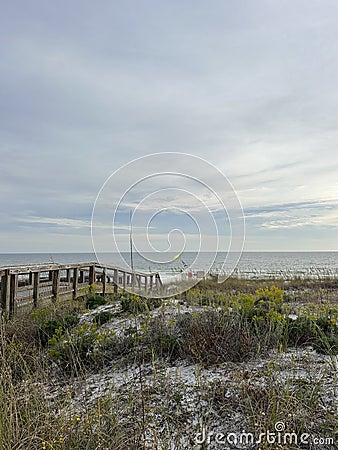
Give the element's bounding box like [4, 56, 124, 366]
[1, 0, 338, 253]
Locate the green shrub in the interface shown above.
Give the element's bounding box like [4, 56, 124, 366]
[38, 319, 61, 346]
[229, 286, 285, 321]
[284, 310, 338, 354]
[85, 294, 106, 309]
[121, 294, 144, 313]
[94, 311, 113, 325]
[255, 285, 284, 306]
[30, 308, 53, 324]
[284, 317, 316, 347]
[48, 323, 117, 373]
[313, 335, 338, 354]
[316, 316, 337, 334]
[120, 293, 161, 313]
[141, 317, 180, 361]
[37, 314, 79, 346]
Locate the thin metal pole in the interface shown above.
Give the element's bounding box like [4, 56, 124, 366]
[129, 210, 134, 272]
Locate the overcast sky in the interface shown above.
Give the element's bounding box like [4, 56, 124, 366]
[1, 0, 338, 253]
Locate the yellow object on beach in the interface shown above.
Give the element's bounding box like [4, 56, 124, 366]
[174, 254, 180, 260]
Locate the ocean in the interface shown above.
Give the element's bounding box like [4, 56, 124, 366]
[0, 252, 337, 279]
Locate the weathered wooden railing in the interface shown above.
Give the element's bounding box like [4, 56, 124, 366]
[0, 262, 162, 316]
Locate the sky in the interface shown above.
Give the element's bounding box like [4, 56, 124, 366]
[1, 0, 338, 253]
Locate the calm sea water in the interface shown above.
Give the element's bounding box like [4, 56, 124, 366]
[0, 252, 337, 278]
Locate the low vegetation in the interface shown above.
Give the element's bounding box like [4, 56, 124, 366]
[0, 277, 337, 449]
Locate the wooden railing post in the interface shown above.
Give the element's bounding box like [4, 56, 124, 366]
[114, 269, 118, 294]
[155, 274, 162, 289]
[89, 265, 95, 285]
[0, 274, 4, 311]
[9, 273, 18, 316]
[52, 270, 60, 300]
[79, 270, 84, 283]
[102, 269, 106, 296]
[1, 270, 10, 313]
[66, 269, 71, 283]
[73, 267, 78, 299]
[33, 272, 40, 308]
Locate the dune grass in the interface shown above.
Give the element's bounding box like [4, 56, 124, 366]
[0, 278, 337, 449]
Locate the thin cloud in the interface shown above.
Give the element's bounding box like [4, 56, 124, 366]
[1, 1, 338, 251]
[18, 216, 91, 229]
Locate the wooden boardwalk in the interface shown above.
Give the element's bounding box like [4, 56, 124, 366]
[0, 262, 162, 316]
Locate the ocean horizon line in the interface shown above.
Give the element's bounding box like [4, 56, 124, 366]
[1, 250, 338, 255]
